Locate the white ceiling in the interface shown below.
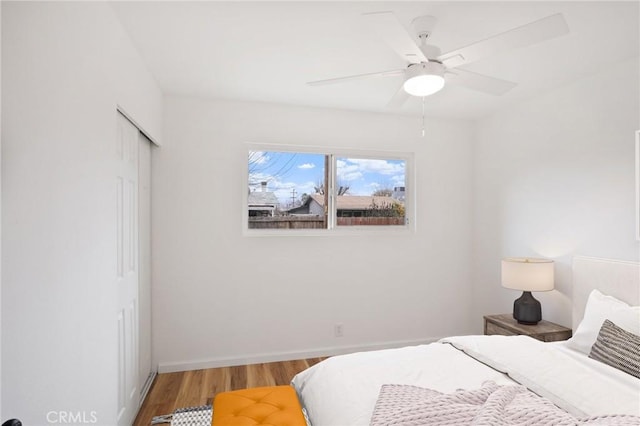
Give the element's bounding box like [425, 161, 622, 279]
[111, 1, 639, 120]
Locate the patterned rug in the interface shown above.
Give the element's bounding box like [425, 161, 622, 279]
[151, 405, 212, 426]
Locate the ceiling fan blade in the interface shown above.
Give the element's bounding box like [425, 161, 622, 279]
[307, 68, 405, 86]
[438, 13, 569, 68]
[445, 69, 517, 96]
[363, 12, 428, 63]
[386, 84, 410, 108]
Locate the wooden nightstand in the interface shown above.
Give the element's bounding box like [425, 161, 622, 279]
[484, 314, 572, 342]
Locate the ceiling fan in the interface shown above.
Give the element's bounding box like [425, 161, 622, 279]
[307, 12, 569, 107]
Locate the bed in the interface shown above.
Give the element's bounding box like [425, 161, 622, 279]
[291, 256, 640, 425]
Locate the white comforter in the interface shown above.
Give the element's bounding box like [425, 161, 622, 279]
[291, 335, 640, 426]
[442, 335, 640, 418]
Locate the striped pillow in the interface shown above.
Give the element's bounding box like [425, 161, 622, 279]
[589, 319, 640, 379]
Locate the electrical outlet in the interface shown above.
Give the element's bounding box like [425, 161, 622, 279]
[334, 323, 344, 337]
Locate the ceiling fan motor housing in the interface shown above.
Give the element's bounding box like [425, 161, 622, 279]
[406, 62, 445, 79]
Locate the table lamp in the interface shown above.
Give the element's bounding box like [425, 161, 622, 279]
[501, 257, 554, 325]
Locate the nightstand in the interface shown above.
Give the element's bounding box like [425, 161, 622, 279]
[483, 314, 572, 342]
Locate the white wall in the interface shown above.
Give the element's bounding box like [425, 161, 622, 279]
[153, 96, 474, 371]
[1, 2, 162, 424]
[471, 57, 640, 331]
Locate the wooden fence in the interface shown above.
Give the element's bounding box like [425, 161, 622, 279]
[248, 216, 325, 229]
[336, 217, 405, 226]
[249, 216, 405, 229]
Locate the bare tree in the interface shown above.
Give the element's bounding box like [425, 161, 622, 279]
[366, 199, 405, 217]
[372, 188, 393, 197]
[314, 180, 350, 195]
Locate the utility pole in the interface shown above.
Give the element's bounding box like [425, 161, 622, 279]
[290, 188, 297, 207]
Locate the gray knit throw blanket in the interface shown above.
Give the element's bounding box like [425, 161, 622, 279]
[369, 381, 640, 425]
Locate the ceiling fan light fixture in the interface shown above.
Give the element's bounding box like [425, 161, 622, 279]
[403, 62, 445, 97]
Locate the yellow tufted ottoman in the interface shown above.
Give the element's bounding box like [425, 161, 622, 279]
[212, 385, 307, 426]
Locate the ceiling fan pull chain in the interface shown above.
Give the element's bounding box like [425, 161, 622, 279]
[421, 96, 425, 137]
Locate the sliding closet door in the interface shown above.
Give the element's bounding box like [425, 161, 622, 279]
[138, 133, 153, 401]
[116, 112, 140, 426]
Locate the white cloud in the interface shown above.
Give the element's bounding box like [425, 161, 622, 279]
[391, 174, 405, 186]
[343, 158, 405, 176]
[336, 161, 363, 182]
[340, 171, 363, 182]
[336, 158, 404, 184]
[298, 163, 315, 170]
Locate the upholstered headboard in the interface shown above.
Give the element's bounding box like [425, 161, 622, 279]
[572, 256, 640, 331]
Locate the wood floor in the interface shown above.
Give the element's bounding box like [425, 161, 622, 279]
[133, 357, 327, 426]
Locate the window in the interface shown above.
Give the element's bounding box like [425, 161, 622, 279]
[245, 146, 412, 233]
[334, 157, 406, 227]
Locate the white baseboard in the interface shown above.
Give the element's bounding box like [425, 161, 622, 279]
[157, 337, 441, 374]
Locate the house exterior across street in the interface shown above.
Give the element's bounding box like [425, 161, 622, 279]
[287, 194, 403, 218]
[248, 182, 279, 217]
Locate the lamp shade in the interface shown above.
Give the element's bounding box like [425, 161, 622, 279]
[403, 62, 445, 97]
[501, 258, 554, 292]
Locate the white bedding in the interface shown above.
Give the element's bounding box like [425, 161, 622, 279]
[291, 335, 640, 426]
[443, 335, 640, 417]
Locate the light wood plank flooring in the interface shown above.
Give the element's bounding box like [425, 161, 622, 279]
[133, 357, 326, 426]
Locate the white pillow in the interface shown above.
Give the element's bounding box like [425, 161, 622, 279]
[565, 289, 640, 355]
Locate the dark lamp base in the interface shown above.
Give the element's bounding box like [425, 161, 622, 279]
[513, 291, 542, 325]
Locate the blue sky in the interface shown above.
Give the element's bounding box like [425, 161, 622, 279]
[249, 151, 405, 207]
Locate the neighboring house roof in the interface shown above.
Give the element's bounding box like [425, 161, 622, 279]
[248, 191, 279, 206]
[309, 194, 400, 210]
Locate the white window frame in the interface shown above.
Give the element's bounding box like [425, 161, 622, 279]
[243, 143, 415, 236]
